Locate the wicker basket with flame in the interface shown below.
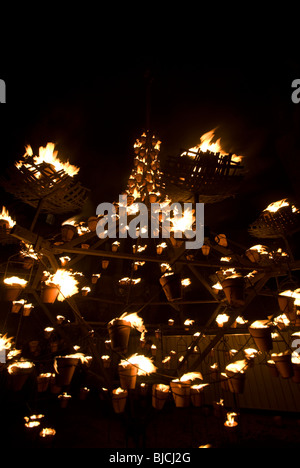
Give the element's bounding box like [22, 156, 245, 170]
[0, 143, 89, 214]
[162, 129, 244, 203]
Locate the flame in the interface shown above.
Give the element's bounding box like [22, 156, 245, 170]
[115, 312, 147, 340]
[181, 128, 243, 162]
[264, 199, 290, 213]
[226, 359, 248, 374]
[113, 387, 127, 395]
[0, 206, 16, 228]
[39, 428, 56, 438]
[20, 243, 39, 260]
[279, 289, 300, 305]
[45, 269, 79, 301]
[225, 412, 238, 427]
[181, 278, 191, 287]
[179, 371, 203, 382]
[170, 206, 195, 233]
[54, 353, 91, 373]
[0, 334, 13, 351]
[216, 314, 229, 325]
[7, 360, 34, 374]
[243, 348, 258, 359]
[249, 320, 269, 329]
[22, 143, 79, 177]
[4, 276, 27, 286]
[119, 277, 141, 285]
[123, 354, 157, 376]
[156, 384, 170, 392]
[184, 319, 194, 327]
[249, 244, 269, 254]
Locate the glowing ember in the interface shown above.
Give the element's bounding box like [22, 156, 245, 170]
[45, 269, 79, 301]
[21, 143, 79, 177]
[0, 206, 16, 228]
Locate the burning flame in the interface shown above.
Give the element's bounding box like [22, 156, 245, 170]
[264, 198, 299, 213]
[54, 353, 91, 373]
[216, 314, 229, 325]
[113, 312, 147, 341]
[4, 276, 27, 287]
[181, 128, 243, 163]
[112, 387, 127, 395]
[226, 359, 248, 374]
[7, 359, 34, 374]
[119, 277, 141, 286]
[179, 371, 203, 382]
[249, 320, 270, 329]
[45, 269, 79, 301]
[170, 206, 195, 233]
[0, 206, 16, 228]
[0, 334, 13, 351]
[21, 143, 79, 177]
[181, 278, 191, 287]
[122, 354, 157, 376]
[156, 384, 170, 392]
[279, 289, 300, 305]
[225, 412, 238, 427]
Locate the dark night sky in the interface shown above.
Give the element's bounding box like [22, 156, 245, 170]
[1, 46, 300, 241]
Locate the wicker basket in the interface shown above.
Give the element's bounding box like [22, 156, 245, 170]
[162, 150, 244, 203]
[0, 161, 89, 214]
[248, 205, 300, 238]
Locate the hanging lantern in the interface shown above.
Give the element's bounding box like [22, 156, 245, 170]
[221, 274, 245, 307]
[54, 356, 80, 386]
[152, 384, 170, 410]
[248, 320, 272, 352]
[159, 273, 182, 302]
[61, 223, 77, 242]
[201, 244, 210, 256]
[215, 233, 227, 247]
[118, 362, 138, 390]
[3, 277, 27, 301]
[112, 388, 128, 413]
[271, 351, 293, 379]
[107, 319, 131, 353]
